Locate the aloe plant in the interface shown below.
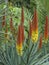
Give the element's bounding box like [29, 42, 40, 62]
[0, 0, 49, 65]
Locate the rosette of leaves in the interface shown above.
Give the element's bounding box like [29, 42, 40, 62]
[0, 38, 49, 65]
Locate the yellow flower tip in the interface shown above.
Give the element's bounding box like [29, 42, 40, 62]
[44, 38, 48, 43]
[43, 38, 48, 44]
[31, 30, 38, 43]
[16, 44, 23, 56]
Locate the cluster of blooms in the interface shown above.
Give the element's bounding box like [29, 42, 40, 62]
[2, 7, 48, 56]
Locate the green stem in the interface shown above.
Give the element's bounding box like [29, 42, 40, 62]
[27, 43, 33, 64]
[21, 57, 27, 65]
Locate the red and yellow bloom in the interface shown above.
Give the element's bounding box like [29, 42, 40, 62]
[16, 24, 24, 56]
[31, 9, 38, 42]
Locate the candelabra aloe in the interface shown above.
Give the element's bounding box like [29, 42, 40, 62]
[0, 1, 49, 65]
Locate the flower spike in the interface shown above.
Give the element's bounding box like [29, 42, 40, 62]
[21, 6, 24, 24]
[44, 16, 48, 43]
[31, 9, 38, 42]
[16, 24, 24, 56]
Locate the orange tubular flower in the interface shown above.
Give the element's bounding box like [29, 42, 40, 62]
[31, 9, 38, 42]
[44, 16, 48, 43]
[16, 24, 24, 56]
[21, 6, 24, 24]
[39, 34, 42, 49]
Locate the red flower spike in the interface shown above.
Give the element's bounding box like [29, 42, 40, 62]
[17, 24, 24, 46]
[33, 9, 38, 31]
[29, 21, 33, 38]
[30, 9, 38, 42]
[44, 16, 48, 40]
[16, 24, 24, 55]
[39, 34, 42, 49]
[2, 15, 6, 27]
[21, 6, 24, 24]
[21, 25, 24, 42]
